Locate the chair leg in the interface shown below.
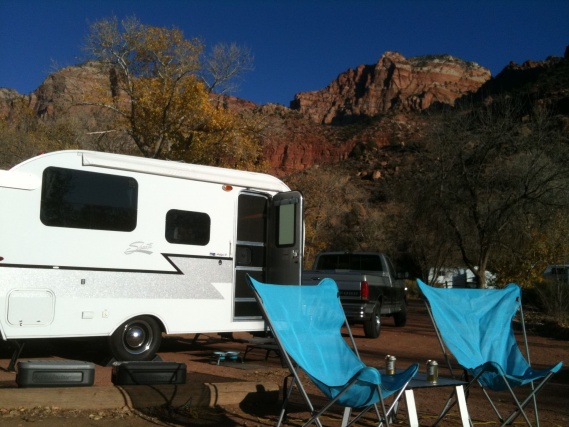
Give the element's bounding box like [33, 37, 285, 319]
[345, 404, 382, 427]
[499, 374, 553, 427]
[281, 372, 324, 427]
[278, 374, 301, 427]
[276, 376, 292, 427]
[481, 386, 506, 423]
[433, 383, 473, 426]
[378, 392, 391, 427]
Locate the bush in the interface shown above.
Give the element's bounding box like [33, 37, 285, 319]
[405, 279, 422, 300]
[528, 282, 569, 326]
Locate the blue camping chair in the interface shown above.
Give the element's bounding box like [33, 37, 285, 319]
[416, 279, 563, 427]
[247, 275, 418, 427]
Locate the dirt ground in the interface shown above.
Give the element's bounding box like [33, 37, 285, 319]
[0, 300, 568, 426]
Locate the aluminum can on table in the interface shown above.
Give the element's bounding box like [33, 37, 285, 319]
[427, 359, 438, 383]
[385, 355, 396, 375]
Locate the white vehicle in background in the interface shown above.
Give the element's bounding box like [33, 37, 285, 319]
[0, 150, 304, 362]
[428, 267, 496, 288]
[543, 265, 569, 283]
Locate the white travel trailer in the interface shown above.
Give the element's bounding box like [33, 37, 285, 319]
[428, 267, 496, 288]
[0, 150, 304, 362]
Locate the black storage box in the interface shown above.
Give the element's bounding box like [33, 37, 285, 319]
[111, 361, 187, 385]
[16, 360, 95, 388]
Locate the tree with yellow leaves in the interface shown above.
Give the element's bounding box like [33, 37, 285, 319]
[83, 16, 264, 170]
[0, 97, 79, 168]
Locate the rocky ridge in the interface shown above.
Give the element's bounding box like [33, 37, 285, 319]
[1, 49, 567, 176]
[290, 51, 491, 124]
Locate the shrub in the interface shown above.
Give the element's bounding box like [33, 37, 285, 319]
[530, 282, 569, 326]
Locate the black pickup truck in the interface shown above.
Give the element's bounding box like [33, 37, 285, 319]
[301, 251, 407, 338]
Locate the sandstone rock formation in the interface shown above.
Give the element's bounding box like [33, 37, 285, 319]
[0, 88, 22, 117]
[1, 48, 566, 177]
[476, 52, 569, 111]
[290, 51, 491, 124]
[31, 61, 113, 120]
[254, 104, 356, 176]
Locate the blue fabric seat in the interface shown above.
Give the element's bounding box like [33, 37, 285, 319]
[248, 275, 418, 427]
[417, 279, 562, 427]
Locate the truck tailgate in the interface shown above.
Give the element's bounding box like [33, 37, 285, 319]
[302, 271, 365, 296]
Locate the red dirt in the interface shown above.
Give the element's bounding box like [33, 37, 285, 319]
[1, 300, 567, 426]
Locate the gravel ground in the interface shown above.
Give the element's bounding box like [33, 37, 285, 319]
[0, 300, 567, 426]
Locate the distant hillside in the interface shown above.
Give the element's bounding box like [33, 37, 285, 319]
[1, 47, 568, 177]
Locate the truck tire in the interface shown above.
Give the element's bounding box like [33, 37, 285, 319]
[109, 315, 162, 361]
[393, 302, 407, 327]
[363, 303, 381, 338]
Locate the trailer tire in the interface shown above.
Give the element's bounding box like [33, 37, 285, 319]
[363, 303, 381, 339]
[109, 316, 162, 361]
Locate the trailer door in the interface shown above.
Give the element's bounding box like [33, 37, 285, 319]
[266, 191, 304, 285]
[234, 193, 268, 319]
[233, 190, 303, 320]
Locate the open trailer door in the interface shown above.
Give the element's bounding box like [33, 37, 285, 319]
[266, 191, 304, 285]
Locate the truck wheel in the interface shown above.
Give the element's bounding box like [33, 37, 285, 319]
[109, 316, 162, 361]
[363, 304, 381, 338]
[393, 302, 407, 327]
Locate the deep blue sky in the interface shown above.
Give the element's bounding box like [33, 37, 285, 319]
[1, 0, 568, 106]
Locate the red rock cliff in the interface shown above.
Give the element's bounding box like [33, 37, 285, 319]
[291, 51, 491, 124]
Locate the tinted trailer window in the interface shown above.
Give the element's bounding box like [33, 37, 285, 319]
[40, 167, 138, 232]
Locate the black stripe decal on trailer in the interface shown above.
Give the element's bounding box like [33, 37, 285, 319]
[0, 253, 233, 275]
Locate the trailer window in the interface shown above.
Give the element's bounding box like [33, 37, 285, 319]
[237, 194, 267, 243]
[40, 167, 138, 232]
[165, 210, 210, 246]
[276, 202, 295, 247]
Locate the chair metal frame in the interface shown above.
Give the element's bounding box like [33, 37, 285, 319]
[417, 279, 562, 427]
[248, 275, 418, 427]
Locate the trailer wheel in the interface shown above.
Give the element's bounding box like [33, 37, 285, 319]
[363, 303, 381, 339]
[109, 316, 162, 361]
